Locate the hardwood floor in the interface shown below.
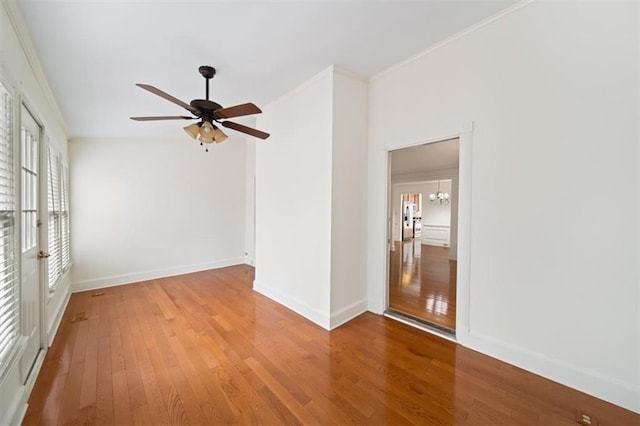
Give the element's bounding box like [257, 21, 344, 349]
[24, 265, 638, 425]
[389, 240, 457, 331]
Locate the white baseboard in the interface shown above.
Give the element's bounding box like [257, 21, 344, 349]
[460, 330, 640, 414]
[253, 280, 330, 330]
[16, 349, 46, 424]
[71, 257, 245, 293]
[11, 403, 27, 426]
[1, 343, 46, 426]
[329, 299, 367, 329]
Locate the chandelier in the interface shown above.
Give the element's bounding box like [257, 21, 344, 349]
[429, 180, 450, 206]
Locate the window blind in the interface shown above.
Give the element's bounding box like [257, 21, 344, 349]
[0, 81, 18, 378]
[47, 148, 70, 289]
[21, 125, 38, 253]
[60, 165, 70, 269]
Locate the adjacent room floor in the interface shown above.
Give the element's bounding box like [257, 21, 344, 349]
[389, 240, 457, 332]
[23, 265, 638, 425]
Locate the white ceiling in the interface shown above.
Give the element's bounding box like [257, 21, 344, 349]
[391, 138, 459, 177]
[17, 0, 515, 139]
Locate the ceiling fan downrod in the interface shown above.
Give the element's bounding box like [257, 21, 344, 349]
[199, 65, 216, 101]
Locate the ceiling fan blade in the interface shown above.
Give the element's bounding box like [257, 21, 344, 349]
[136, 84, 199, 114]
[214, 103, 262, 119]
[130, 115, 196, 121]
[221, 121, 270, 140]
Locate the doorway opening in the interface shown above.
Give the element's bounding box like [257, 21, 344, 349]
[386, 138, 459, 336]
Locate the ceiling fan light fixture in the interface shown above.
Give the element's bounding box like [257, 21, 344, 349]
[200, 134, 215, 144]
[213, 127, 228, 143]
[199, 120, 214, 137]
[183, 123, 200, 139]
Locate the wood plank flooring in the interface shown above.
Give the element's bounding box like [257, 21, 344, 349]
[24, 265, 639, 425]
[389, 241, 457, 331]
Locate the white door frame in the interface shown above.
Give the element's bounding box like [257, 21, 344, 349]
[382, 125, 473, 342]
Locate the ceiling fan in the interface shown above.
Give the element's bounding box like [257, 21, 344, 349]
[130, 65, 269, 150]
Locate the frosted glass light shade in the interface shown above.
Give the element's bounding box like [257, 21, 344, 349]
[185, 121, 226, 145]
[199, 121, 214, 137]
[183, 123, 200, 139]
[200, 135, 214, 144]
[213, 128, 228, 143]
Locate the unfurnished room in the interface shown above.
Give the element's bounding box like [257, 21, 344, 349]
[0, 0, 639, 424]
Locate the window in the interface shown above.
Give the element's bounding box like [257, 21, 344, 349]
[47, 149, 70, 289]
[0, 81, 18, 377]
[21, 119, 38, 253]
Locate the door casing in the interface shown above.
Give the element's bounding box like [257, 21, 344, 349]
[382, 127, 473, 342]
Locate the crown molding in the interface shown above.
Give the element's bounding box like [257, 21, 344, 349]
[1, 0, 70, 138]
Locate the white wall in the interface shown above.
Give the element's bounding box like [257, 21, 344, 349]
[0, 2, 70, 424]
[69, 136, 247, 291]
[254, 68, 334, 327]
[254, 67, 368, 329]
[422, 180, 452, 227]
[244, 119, 256, 266]
[329, 70, 368, 328]
[368, 1, 639, 413]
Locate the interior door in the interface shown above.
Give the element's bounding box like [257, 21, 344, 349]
[19, 105, 41, 382]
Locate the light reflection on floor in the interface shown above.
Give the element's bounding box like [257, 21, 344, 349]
[425, 294, 448, 316]
[388, 239, 456, 331]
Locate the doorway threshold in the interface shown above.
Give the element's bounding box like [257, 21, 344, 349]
[384, 309, 456, 343]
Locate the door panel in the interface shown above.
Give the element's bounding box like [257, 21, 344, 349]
[19, 106, 40, 383]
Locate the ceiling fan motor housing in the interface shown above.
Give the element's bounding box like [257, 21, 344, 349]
[190, 99, 223, 121]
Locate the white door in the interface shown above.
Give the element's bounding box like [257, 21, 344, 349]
[19, 106, 41, 382]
